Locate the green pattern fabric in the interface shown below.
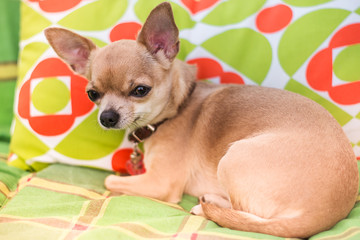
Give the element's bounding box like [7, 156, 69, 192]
[0, 163, 359, 239]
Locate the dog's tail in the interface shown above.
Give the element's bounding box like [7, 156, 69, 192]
[200, 198, 317, 238]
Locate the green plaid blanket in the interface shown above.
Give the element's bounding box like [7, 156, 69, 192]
[0, 161, 359, 240]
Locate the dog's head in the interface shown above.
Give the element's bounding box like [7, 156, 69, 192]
[45, 2, 194, 130]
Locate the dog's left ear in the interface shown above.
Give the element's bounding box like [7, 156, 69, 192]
[137, 2, 179, 62]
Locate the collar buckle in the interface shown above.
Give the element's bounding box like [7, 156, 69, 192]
[129, 124, 157, 143]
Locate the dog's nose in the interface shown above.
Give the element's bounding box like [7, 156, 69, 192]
[100, 110, 120, 128]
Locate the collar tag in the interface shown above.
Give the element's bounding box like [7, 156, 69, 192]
[126, 120, 167, 174]
[126, 143, 146, 175]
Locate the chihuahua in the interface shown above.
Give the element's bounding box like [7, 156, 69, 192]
[45, 2, 358, 238]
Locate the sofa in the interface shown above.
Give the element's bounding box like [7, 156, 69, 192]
[1, 0, 360, 239]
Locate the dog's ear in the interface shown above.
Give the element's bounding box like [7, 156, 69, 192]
[137, 2, 179, 62]
[44, 27, 97, 76]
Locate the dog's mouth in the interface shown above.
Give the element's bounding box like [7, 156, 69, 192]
[129, 116, 149, 131]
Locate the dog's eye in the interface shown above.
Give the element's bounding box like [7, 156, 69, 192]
[87, 90, 100, 101]
[130, 85, 151, 98]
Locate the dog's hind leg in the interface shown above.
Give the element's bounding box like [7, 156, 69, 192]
[204, 132, 345, 238]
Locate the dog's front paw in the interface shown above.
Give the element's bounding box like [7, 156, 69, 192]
[105, 174, 121, 191]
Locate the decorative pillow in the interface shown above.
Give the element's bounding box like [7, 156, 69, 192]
[9, 0, 360, 173]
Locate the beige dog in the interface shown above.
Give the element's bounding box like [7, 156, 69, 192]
[45, 2, 358, 238]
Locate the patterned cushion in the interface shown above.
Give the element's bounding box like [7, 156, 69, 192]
[9, 0, 360, 172]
